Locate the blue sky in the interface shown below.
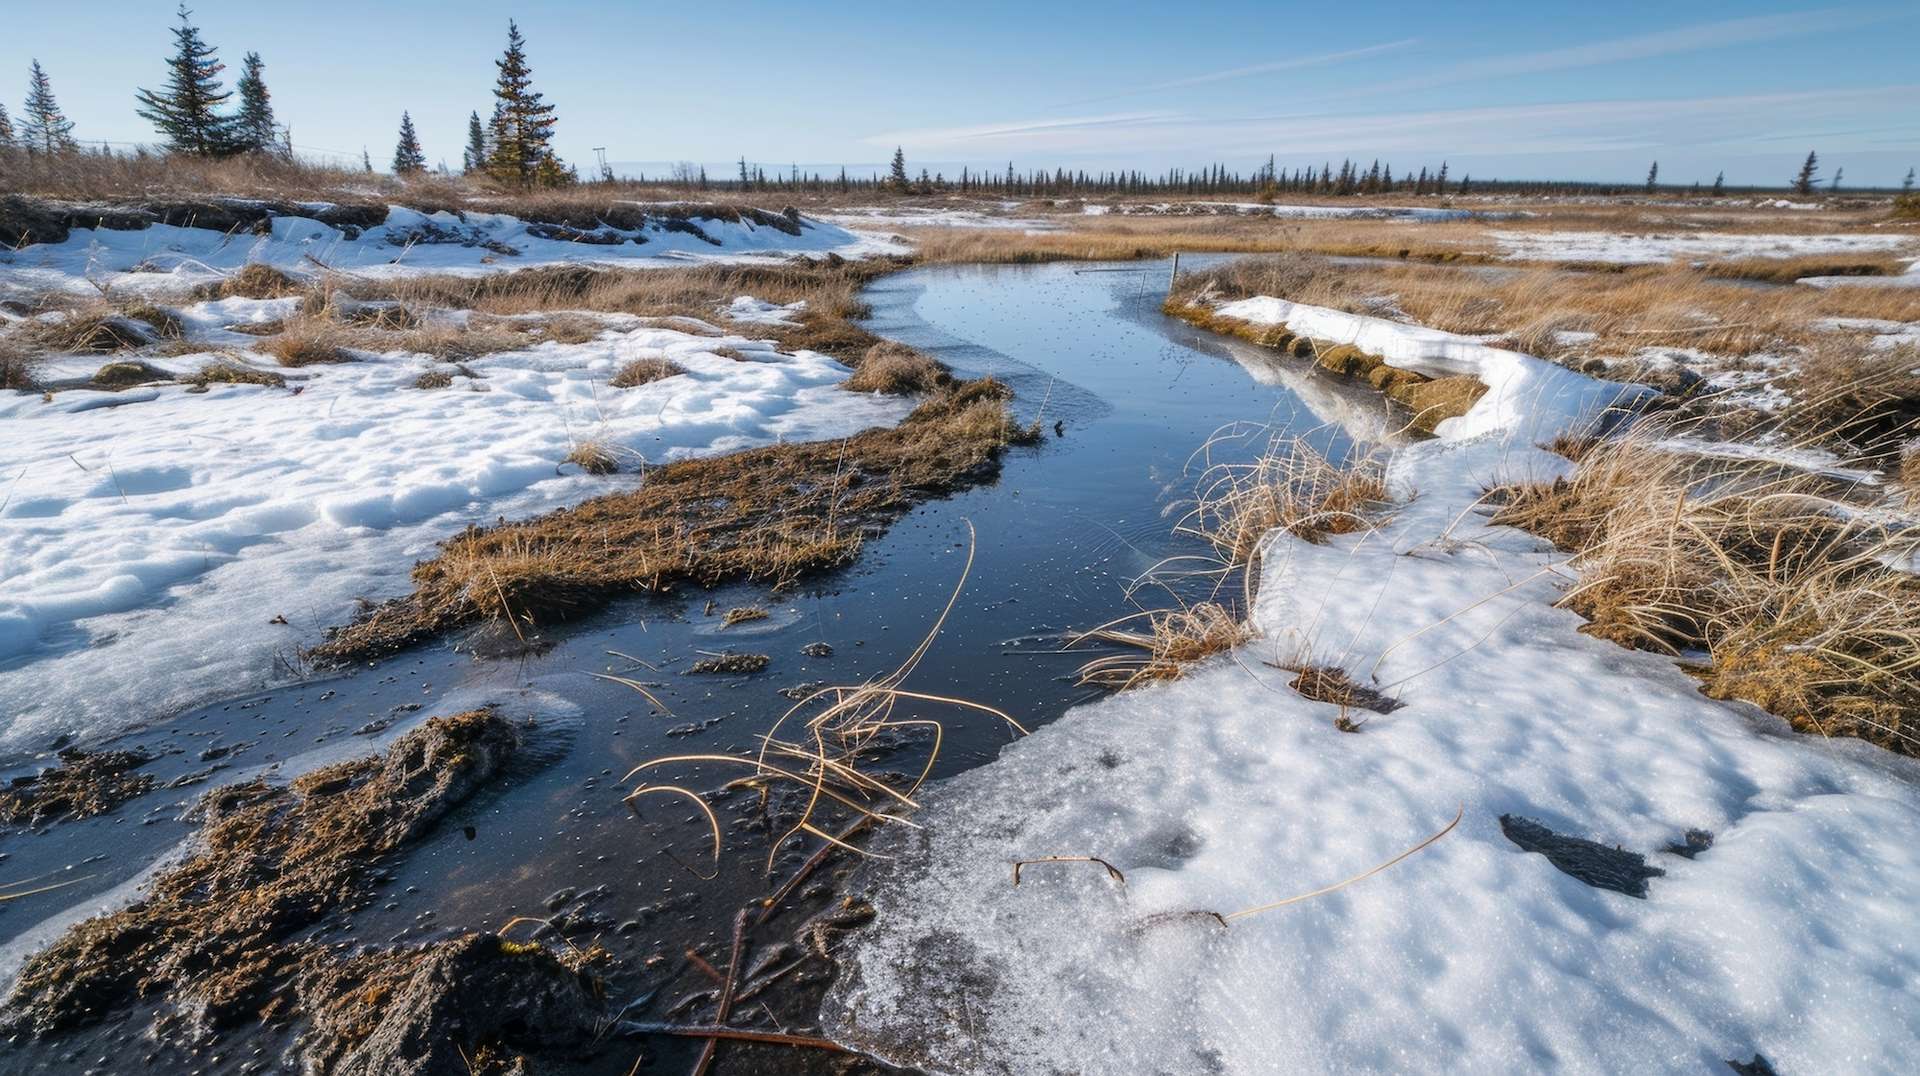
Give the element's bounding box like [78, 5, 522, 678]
[6, 1, 1917, 186]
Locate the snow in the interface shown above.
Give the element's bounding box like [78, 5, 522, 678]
[1819, 317, 1920, 349]
[0, 204, 895, 296]
[1802, 258, 1920, 289]
[0, 309, 912, 756]
[721, 295, 808, 326]
[818, 206, 1057, 231]
[1492, 229, 1912, 265]
[828, 299, 1920, 1074]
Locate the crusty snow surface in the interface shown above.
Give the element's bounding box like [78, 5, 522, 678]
[0, 302, 909, 755]
[826, 300, 1920, 1073]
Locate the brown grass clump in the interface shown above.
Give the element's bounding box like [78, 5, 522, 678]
[536, 312, 610, 344]
[308, 378, 1036, 663]
[89, 359, 170, 388]
[411, 368, 454, 390]
[607, 356, 686, 388]
[564, 440, 620, 475]
[1072, 602, 1253, 689]
[842, 341, 952, 395]
[185, 359, 286, 388]
[0, 748, 155, 828]
[1492, 432, 1920, 755]
[1698, 253, 1905, 284]
[388, 320, 532, 361]
[686, 651, 771, 675]
[209, 262, 301, 299]
[0, 339, 39, 391]
[721, 606, 770, 627]
[1181, 432, 1392, 564]
[262, 322, 356, 366]
[1893, 193, 1920, 221]
[17, 306, 173, 354]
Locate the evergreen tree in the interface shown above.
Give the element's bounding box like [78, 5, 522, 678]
[1435, 161, 1449, 191]
[231, 51, 278, 155]
[462, 111, 486, 173]
[361, 148, 372, 173]
[1712, 171, 1725, 196]
[1644, 161, 1658, 193]
[1830, 167, 1842, 191]
[1792, 151, 1819, 195]
[21, 60, 76, 154]
[391, 111, 425, 175]
[888, 146, 909, 191]
[484, 21, 561, 187]
[0, 102, 13, 148]
[1904, 168, 1915, 193]
[135, 6, 236, 156]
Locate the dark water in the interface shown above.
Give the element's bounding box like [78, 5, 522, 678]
[0, 259, 1403, 1073]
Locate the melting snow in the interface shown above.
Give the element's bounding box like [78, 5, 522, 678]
[0, 310, 911, 755]
[828, 299, 1920, 1074]
[1492, 229, 1912, 265]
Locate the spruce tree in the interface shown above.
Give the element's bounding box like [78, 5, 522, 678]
[462, 111, 485, 173]
[21, 60, 77, 154]
[888, 146, 909, 191]
[1712, 171, 1725, 196]
[362, 148, 372, 173]
[1792, 151, 1819, 195]
[0, 102, 15, 149]
[1904, 168, 1915, 193]
[392, 111, 425, 175]
[1830, 167, 1842, 191]
[1644, 161, 1658, 193]
[136, 6, 236, 156]
[231, 51, 278, 154]
[484, 21, 561, 188]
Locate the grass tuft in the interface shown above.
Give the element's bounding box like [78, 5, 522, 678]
[608, 357, 686, 388]
[842, 341, 952, 395]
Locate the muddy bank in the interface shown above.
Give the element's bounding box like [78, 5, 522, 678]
[0, 709, 606, 1072]
[310, 378, 1039, 665]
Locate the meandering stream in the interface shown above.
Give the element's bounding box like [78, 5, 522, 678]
[1, 258, 1408, 1073]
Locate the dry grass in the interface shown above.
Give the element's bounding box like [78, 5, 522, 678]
[308, 379, 1037, 663]
[205, 263, 302, 300]
[89, 359, 170, 388]
[0, 339, 38, 391]
[720, 606, 770, 627]
[1493, 430, 1920, 755]
[564, 441, 621, 475]
[185, 359, 286, 388]
[1176, 255, 1920, 365]
[1180, 431, 1392, 563]
[1699, 253, 1908, 284]
[1778, 339, 1920, 458]
[607, 357, 686, 388]
[11, 302, 179, 354]
[1071, 602, 1254, 689]
[262, 321, 356, 367]
[842, 341, 952, 395]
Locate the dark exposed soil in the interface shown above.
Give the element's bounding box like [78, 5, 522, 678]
[0, 748, 155, 828]
[1499, 814, 1666, 898]
[0, 710, 532, 1043]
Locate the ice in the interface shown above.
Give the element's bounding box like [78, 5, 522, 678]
[827, 297, 1920, 1074]
[0, 313, 913, 756]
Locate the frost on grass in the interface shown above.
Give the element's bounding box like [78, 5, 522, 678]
[827, 301, 1920, 1074]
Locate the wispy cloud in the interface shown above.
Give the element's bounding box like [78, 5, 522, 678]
[1359, 8, 1891, 97]
[867, 86, 1919, 162]
[1062, 39, 1418, 106]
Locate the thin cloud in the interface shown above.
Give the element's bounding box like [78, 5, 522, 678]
[864, 111, 1180, 147]
[1360, 8, 1890, 97]
[1062, 39, 1418, 105]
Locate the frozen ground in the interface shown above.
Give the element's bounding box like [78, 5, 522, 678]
[1492, 228, 1913, 265]
[817, 204, 1058, 231]
[0, 302, 911, 757]
[0, 204, 900, 297]
[828, 300, 1920, 1073]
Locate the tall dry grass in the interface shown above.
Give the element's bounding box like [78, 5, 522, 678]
[1494, 430, 1920, 755]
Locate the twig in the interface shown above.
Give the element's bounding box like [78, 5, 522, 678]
[1012, 855, 1127, 887]
[621, 1023, 850, 1052]
[690, 907, 752, 1076]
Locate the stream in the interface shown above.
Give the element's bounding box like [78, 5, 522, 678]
[0, 257, 1409, 1073]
